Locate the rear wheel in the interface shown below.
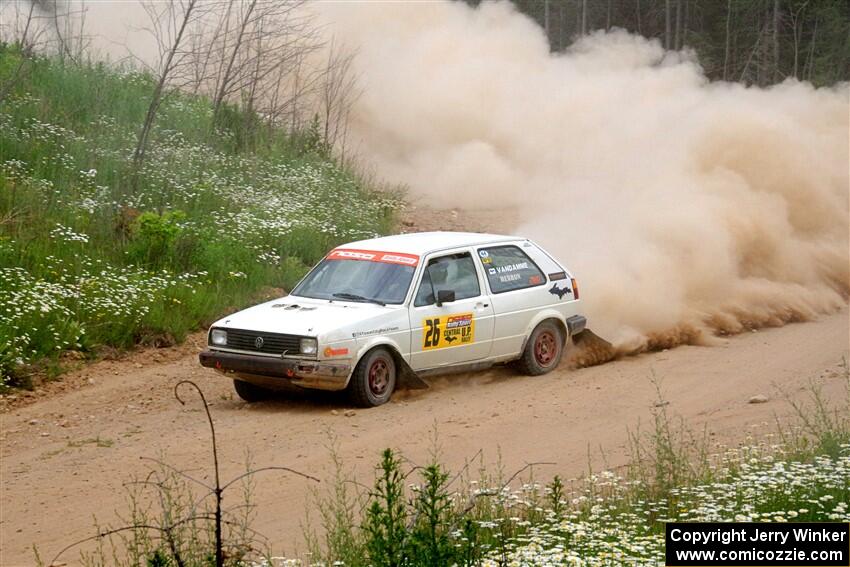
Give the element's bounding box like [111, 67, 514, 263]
[233, 379, 270, 402]
[517, 320, 565, 376]
[348, 347, 396, 407]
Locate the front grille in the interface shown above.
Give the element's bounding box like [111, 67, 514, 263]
[221, 328, 303, 356]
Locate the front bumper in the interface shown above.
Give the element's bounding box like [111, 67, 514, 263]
[199, 350, 352, 391]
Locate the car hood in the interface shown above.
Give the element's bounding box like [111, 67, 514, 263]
[210, 296, 397, 340]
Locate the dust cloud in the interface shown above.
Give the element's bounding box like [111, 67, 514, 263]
[314, 1, 849, 354]
[7, 0, 847, 355]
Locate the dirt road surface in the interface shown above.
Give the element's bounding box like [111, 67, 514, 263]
[2, 310, 847, 565]
[1, 207, 848, 565]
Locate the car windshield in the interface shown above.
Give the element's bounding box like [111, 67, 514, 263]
[291, 258, 415, 305]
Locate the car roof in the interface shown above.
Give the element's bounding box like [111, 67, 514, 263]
[340, 231, 523, 256]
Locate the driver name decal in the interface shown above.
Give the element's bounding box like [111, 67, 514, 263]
[327, 248, 419, 266]
[422, 313, 475, 350]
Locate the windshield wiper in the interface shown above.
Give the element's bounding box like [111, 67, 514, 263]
[332, 292, 386, 306]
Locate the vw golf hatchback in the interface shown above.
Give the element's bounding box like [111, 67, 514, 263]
[200, 232, 586, 407]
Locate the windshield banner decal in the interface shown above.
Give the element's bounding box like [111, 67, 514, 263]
[328, 248, 419, 266]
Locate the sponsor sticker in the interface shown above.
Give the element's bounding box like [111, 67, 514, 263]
[381, 254, 419, 266]
[529, 275, 543, 285]
[422, 312, 475, 350]
[352, 326, 400, 338]
[478, 250, 489, 258]
[329, 249, 375, 261]
[328, 249, 419, 266]
[323, 346, 349, 357]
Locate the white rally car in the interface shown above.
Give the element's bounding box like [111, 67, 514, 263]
[199, 232, 586, 407]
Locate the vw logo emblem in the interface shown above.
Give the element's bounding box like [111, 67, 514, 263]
[254, 336, 264, 349]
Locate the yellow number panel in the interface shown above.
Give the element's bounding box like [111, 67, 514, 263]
[422, 313, 475, 350]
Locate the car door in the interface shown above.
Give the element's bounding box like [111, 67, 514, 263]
[408, 249, 495, 371]
[475, 242, 555, 359]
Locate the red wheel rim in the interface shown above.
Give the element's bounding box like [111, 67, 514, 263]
[368, 357, 390, 396]
[534, 330, 558, 367]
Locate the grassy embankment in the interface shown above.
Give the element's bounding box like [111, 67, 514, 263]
[0, 47, 401, 388]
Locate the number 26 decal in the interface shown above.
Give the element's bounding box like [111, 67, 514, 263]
[424, 318, 441, 348]
[422, 313, 474, 350]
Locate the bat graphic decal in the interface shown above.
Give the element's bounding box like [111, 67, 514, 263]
[549, 283, 571, 299]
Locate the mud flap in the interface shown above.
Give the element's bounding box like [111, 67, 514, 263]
[396, 362, 430, 390]
[572, 328, 613, 349]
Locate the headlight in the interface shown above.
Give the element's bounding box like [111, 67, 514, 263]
[300, 337, 318, 355]
[210, 329, 227, 346]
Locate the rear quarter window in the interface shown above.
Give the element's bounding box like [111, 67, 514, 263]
[477, 245, 546, 294]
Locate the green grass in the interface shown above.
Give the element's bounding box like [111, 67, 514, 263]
[0, 46, 402, 387]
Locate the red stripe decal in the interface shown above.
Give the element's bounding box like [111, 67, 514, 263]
[327, 248, 419, 266]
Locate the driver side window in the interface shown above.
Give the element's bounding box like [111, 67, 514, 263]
[414, 252, 481, 307]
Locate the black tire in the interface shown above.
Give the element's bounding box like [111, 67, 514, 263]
[517, 320, 565, 376]
[233, 379, 270, 402]
[348, 347, 397, 407]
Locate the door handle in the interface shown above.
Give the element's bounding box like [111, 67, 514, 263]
[475, 302, 490, 309]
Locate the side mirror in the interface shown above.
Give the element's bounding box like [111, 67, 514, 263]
[436, 289, 455, 306]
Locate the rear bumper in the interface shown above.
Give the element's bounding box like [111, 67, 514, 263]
[565, 315, 587, 336]
[199, 350, 352, 391]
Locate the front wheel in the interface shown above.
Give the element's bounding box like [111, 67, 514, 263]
[348, 348, 397, 407]
[517, 320, 565, 376]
